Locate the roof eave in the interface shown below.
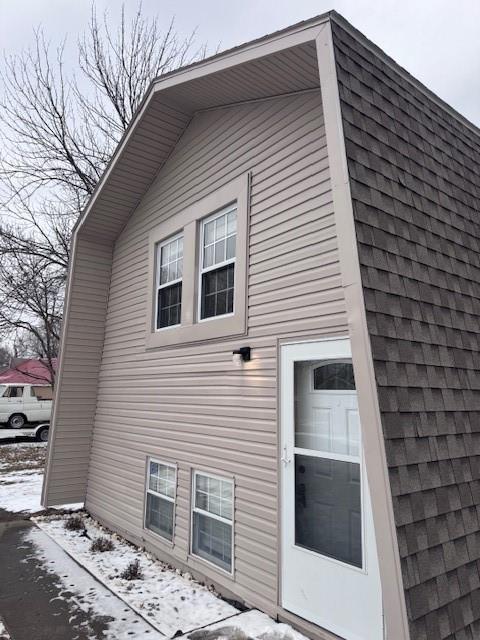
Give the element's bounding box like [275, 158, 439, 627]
[72, 16, 330, 240]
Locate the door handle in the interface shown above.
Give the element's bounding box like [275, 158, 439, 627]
[281, 445, 292, 466]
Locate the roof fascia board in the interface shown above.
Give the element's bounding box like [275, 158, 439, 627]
[73, 82, 159, 238]
[315, 23, 411, 640]
[329, 11, 480, 138]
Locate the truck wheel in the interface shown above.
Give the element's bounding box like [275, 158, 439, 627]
[8, 414, 26, 429]
[37, 425, 49, 442]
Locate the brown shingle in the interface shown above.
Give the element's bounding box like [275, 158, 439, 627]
[332, 18, 480, 639]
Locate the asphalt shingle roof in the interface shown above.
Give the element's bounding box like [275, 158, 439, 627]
[331, 19, 480, 640]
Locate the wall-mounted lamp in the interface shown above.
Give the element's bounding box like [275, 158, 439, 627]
[232, 346, 251, 367]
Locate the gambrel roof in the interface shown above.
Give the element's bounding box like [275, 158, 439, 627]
[332, 19, 480, 640]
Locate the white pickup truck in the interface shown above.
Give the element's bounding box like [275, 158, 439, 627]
[0, 383, 52, 428]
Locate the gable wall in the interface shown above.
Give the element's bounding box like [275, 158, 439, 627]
[84, 91, 348, 616]
[42, 236, 113, 505]
[332, 21, 480, 640]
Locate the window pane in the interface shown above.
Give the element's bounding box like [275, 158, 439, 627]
[161, 243, 170, 265]
[196, 475, 209, 492]
[215, 215, 225, 241]
[227, 211, 236, 235]
[149, 462, 176, 498]
[295, 454, 362, 568]
[226, 235, 236, 260]
[146, 493, 174, 541]
[214, 239, 225, 264]
[158, 236, 183, 286]
[204, 245, 214, 269]
[157, 283, 182, 329]
[195, 475, 232, 521]
[160, 265, 169, 285]
[204, 221, 215, 245]
[294, 361, 360, 455]
[201, 264, 235, 319]
[202, 209, 237, 270]
[313, 362, 356, 391]
[192, 512, 232, 571]
[8, 386, 23, 398]
[32, 386, 53, 400]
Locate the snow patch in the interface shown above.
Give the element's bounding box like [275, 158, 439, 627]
[36, 515, 238, 637]
[180, 610, 309, 640]
[0, 469, 44, 513]
[25, 527, 160, 639]
[0, 617, 11, 640]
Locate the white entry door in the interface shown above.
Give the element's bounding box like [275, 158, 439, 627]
[281, 339, 383, 640]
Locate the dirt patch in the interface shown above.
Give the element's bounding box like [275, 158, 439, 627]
[0, 442, 46, 475]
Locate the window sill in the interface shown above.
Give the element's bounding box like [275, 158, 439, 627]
[146, 313, 246, 349]
[188, 552, 234, 579]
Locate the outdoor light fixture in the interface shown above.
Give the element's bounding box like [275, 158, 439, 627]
[232, 346, 251, 366]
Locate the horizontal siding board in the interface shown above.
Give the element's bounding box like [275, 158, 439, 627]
[49, 90, 349, 617]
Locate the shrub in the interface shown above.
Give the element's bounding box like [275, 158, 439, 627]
[64, 515, 85, 531]
[120, 558, 143, 580]
[90, 536, 114, 553]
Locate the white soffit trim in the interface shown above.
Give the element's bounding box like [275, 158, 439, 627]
[315, 22, 411, 640]
[74, 18, 329, 240]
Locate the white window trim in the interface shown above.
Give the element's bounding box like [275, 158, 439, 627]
[144, 457, 178, 543]
[155, 232, 184, 332]
[198, 204, 237, 323]
[190, 470, 235, 576]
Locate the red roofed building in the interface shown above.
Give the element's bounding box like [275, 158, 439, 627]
[0, 358, 57, 384]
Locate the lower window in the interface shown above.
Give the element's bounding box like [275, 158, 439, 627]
[192, 472, 233, 572]
[145, 460, 176, 541]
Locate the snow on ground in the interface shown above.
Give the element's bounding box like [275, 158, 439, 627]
[25, 526, 161, 639]
[36, 514, 239, 637]
[0, 441, 82, 514]
[0, 441, 45, 513]
[0, 468, 44, 513]
[181, 610, 309, 640]
[37, 514, 309, 640]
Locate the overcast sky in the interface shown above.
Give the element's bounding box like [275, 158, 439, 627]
[1, 0, 479, 126]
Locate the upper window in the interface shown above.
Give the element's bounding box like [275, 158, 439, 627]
[191, 471, 233, 573]
[313, 361, 355, 391]
[156, 234, 183, 329]
[146, 174, 248, 349]
[200, 206, 237, 320]
[145, 459, 177, 541]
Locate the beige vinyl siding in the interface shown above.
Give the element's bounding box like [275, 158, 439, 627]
[83, 91, 348, 615]
[43, 237, 112, 505]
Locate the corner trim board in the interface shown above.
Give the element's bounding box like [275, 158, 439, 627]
[315, 23, 411, 640]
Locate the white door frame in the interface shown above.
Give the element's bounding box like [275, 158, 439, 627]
[280, 336, 383, 640]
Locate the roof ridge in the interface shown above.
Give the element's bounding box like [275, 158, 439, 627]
[328, 11, 480, 139]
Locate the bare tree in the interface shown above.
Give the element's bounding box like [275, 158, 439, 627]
[0, 345, 11, 371]
[0, 4, 209, 378]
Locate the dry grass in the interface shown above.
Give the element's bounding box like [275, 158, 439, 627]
[0, 442, 46, 475]
[120, 558, 143, 580]
[64, 514, 85, 531]
[90, 536, 114, 552]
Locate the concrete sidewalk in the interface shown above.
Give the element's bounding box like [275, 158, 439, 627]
[0, 513, 161, 640]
